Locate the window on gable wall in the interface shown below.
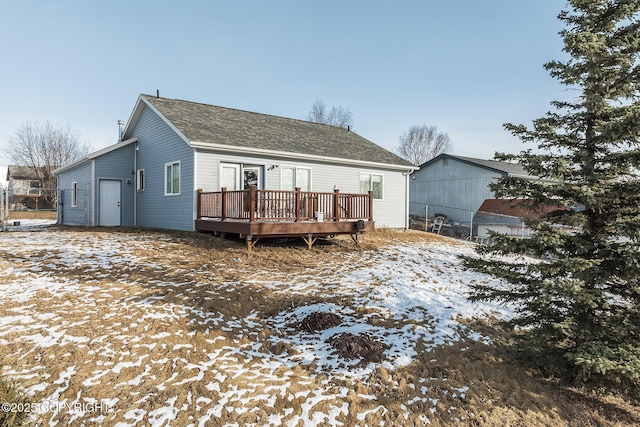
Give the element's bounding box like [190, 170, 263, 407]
[165, 161, 180, 195]
[360, 173, 383, 199]
[137, 169, 145, 192]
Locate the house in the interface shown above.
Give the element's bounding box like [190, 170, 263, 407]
[6, 165, 46, 195]
[410, 154, 533, 224]
[473, 199, 538, 240]
[6, 165, 56, 210]
[54, 94, 417, 240]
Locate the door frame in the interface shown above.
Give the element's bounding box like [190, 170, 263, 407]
[98, 178, 122, 226]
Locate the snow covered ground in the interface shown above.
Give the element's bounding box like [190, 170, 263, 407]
[0, 227, 515, 426]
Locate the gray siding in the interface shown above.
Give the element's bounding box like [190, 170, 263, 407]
[133, 105, 195, 231]
[57, 162, 93, 226]
[410, 158, 500, 222]
[94, 144, 136, 226]
[196, 150, 409, 228]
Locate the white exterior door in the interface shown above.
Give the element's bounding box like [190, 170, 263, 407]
[99, 180, 121, 226]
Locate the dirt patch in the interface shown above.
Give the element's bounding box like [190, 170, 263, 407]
[329, 332, 388, 366]
[291, 311, 343, 332]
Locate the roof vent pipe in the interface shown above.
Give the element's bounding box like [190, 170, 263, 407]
[117, 120, 125, 142]
[156, 89, 160, 98]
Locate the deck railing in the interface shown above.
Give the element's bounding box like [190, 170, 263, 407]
[197, 186, 373, 222]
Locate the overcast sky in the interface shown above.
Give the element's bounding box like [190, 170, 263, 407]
[0, 0, 569, 167]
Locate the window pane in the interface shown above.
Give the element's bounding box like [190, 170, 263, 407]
[221, 165, 238, 190]
[359, 175, 371, 194]
[372, 174, 383, 199]
[166, 165, 173, 194]
[282, 167, 295, 191]
[297, 168, 311, 191]
[243, 168, 259, 189]
[172, 163, 180, 193]
[137, 170, 144, 191]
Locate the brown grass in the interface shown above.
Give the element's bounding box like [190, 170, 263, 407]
[6, 210, 56, 220]
[0, 227, 638, 426]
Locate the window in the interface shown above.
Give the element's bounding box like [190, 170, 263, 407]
[281, 166, 311, 191]
[165, 161, 180, 195]
[360, 173, 383, 199]
[221, 164, 240, 190]
[72, 182, 78, 207]
[137, 169, 145, 192]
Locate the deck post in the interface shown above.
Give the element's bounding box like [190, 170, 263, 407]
[295, 187, 301, 222]
[221, 187, 227, 221]
[368, 190, 374, 222]
[333, 189, 340, 221]
[249, 185, 256, 222]
[197, 189, 203, 219]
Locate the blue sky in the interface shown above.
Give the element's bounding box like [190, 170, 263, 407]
[0, 0, 568, 167]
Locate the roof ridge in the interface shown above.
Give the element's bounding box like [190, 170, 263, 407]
[141, 94, 350, 131]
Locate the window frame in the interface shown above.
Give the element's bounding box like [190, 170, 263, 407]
[72, 182, 78, 207]
[280, 166, 312, 192]
[164, 161, 181, 196]
[136, 169, 145, 192]
[360, 173, 384, 200]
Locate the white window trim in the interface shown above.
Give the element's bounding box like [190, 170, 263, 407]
[164, 161, 181, 196]
[360, 172, 384, 200]
[280, 166, 312, 191]
[137, 169, 145, 192]
[72, 181, 78, 207]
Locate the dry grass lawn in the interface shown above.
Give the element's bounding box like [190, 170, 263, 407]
[0, 226, 638, 426]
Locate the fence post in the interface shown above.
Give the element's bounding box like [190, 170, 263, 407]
[295, 187, 301, 222]
[333, 189, 340, 221]
[368, 191, 373, 222]
[469, 209, 474, 241]
[249, 185, 256, 222]
[221, 187, 227, 221]
[425, 204, 429, 231]
[197, 189, 203, 219]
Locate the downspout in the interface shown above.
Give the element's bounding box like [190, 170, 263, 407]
[133, 141, 137, 226]
[403, 170, 411, 231]
[91, 160, 96, 226]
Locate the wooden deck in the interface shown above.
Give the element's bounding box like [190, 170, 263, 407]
[195, 186, 375, 249]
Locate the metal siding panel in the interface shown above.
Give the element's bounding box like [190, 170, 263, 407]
[410, 158, 498, 221]
[134, 106, 195, 231]
[94, 145, 136, 226]
[56, 162, 93, 226]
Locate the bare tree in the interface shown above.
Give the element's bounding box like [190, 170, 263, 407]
[395, 125, 452, 166]
[307, 100, 354, 128]
[5, 121, 90, 188]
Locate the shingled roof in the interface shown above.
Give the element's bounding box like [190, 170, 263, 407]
[138, 95, 415, 168]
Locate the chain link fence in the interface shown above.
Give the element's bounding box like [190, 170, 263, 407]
[5, 187, 57, 211]
[409, 202, 534, 243]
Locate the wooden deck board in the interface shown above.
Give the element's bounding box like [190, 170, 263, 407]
[196, 187, 374, 249]
[195, 219, 374, 236]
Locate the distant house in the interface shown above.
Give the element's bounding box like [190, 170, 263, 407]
[6, 165, 56, 210]
[473, 199, 539, 239]
[6, 165, 48, 195]
[54, 94, 417, 235]
[410, 154, 534, 223]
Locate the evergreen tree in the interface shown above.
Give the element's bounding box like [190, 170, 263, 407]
[462, 0, 640, 397]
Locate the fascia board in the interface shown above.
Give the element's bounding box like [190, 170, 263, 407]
[191, 141, 419, 172]
[138, 97, 191, 147]
[53, 138, 138, 175]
